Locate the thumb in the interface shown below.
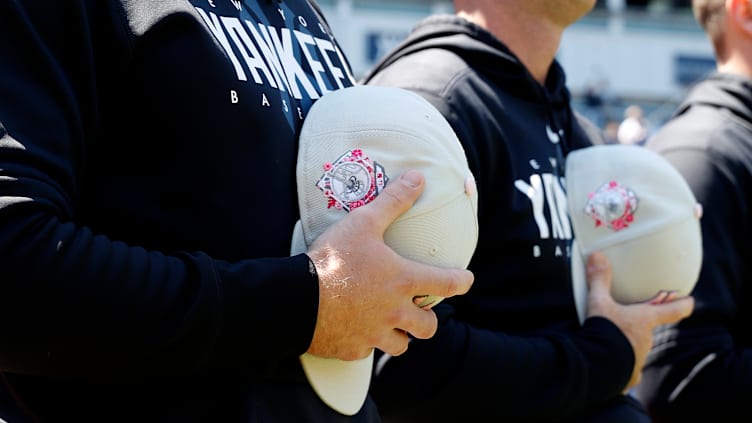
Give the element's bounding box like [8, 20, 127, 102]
[586, 251, 613, 300]
[357, 169, 425, 235]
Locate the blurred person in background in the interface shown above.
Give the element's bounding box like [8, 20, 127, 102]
[604, 119, 623, 144]
[617, 104, 649, 145]
[634, 0, 752, 421]
[362, 0, 694, 421]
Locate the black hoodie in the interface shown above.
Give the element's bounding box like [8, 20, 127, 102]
[0, 1, 381, 422]
[362, 15, 639, 423]
[635, 72, 752, 422]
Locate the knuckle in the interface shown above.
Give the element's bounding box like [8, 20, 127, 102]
[381, 186, 409, 209]
[446, 272, 463, 296]
[356, 209, 379, 229]
[411, 313, 438, 340]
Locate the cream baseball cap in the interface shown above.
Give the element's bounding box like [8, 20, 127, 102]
[291, 85, 478, 415]
[566, 144, 703, 324]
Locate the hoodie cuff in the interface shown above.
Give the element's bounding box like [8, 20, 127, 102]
[575, 316, 635, 403]
[212, 253, 319, 366]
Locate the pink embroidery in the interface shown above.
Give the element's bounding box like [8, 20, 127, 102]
[316, 148, 388, 212]
[584, 180, 638, 231]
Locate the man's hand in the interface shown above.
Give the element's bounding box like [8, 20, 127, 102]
[585, 251, 695, 389]
[305, 170, 474, 361]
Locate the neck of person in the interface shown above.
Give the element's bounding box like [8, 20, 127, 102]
[718, 49, 752, 80]
[456, 7, 563, 86]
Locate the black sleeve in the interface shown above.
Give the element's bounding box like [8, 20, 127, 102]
[372, 304, 633, 422]
[0, 1, 318, 380]
[636, 137, 752, 421]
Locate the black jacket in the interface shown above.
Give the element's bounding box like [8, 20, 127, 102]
[0, 1, 378, 421]
[635, 72, 752, 422]
[362, 15, 640, 423]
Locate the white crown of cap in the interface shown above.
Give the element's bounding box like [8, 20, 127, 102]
[292, 85, 479, 415]
[566, 144, 702, 323]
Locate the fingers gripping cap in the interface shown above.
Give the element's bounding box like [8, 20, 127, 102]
[566, 144, 703, 324]
[292, 85, 479, 415]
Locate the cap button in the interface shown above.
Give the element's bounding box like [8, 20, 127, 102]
[464, 174, 476, 197]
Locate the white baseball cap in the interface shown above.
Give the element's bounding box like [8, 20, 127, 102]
[292, 85, 479, 415]
[566, 144, 703, 324]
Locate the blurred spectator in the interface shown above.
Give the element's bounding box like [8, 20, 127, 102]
[617, 104, 649, 145]
[583, 83, 607, 128]
[604, 119, 621, 144]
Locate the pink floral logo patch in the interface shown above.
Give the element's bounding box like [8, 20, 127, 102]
[584, 180, 638, 231]
[316, 148, 387, 212]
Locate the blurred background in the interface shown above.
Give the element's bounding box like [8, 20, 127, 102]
[317, 0, 713, 139]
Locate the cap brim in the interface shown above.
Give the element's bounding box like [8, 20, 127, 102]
[290, 220, 307, 256]
[292, 219, 374, 416]
[299, 351, 374, 416]
[571, 239, 588, 325]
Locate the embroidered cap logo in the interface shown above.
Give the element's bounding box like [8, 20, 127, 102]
[317, 148, 387, 212]
[584, 180, 638, 231]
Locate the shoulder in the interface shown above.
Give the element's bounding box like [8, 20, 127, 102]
[650, 105, 752, 161]
[366, 48, 470, 95]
